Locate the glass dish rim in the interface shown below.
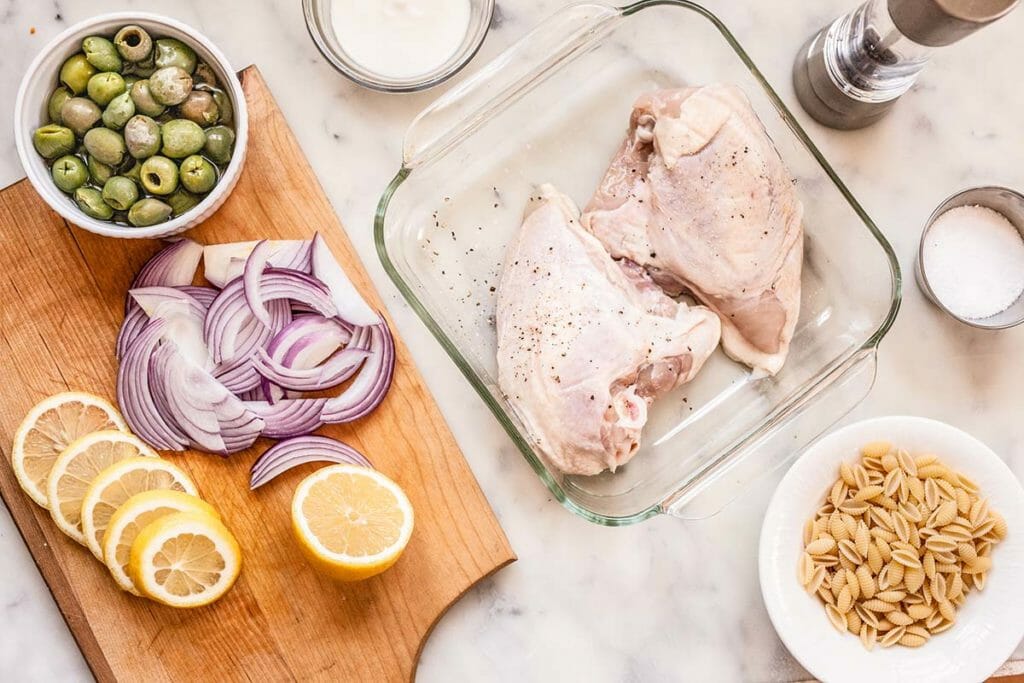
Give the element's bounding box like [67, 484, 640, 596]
[302, 0, 496, 93]
[374, 0, 904, 525]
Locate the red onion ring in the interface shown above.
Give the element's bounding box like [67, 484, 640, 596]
[244, 398, 327, 438]
[249, 435, 372, 489]
[125, 239, 202, 313]
[320, 320, 395, 424]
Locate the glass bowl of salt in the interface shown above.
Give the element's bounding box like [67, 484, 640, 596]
[916, 186, 1024, 329]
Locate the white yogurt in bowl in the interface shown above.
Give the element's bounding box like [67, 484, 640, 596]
[330, 0, 471, 79]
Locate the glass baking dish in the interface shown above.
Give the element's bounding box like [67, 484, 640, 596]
[375, 0, 901, 525]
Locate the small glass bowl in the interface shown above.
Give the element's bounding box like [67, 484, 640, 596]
[302, 0, 494, 93]
[916, 186, 1024, 329]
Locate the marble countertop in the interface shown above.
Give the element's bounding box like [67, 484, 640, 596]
[2, 1, 1023, 680]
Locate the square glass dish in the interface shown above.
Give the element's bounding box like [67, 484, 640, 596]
[375, 0, 901, 525]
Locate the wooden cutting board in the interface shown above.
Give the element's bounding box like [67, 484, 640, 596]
[0, 66, 514, 682]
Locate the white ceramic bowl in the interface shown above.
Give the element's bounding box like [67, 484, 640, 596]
[760, 416, 1024, 683]
[13, 12, 248, 239]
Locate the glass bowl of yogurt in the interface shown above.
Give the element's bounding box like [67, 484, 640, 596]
[303, 0, 494, 92]
[916, 186, 1024, 329]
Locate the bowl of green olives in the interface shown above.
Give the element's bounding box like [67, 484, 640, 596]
[14, 13, 247, 238]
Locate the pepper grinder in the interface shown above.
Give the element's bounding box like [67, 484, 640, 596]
[793, 0, 1019, 129]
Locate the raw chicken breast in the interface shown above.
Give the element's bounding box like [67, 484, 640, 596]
[581, 85, 804, 376]
[496, 185, 721, 476]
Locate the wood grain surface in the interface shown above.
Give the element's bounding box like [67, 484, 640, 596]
[0, 66, 514, 682]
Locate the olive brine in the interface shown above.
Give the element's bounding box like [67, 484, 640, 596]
[33, 25, 236, 227]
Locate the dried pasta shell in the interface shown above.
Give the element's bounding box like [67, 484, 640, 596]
[927, 501, 958, 528]
[964, 556, 992, 574]
[817, 584, 836, 605]
[854, 485, 884, 502]
[825, 603, 848, 633]
[883, 468, 902, 499]
[888, 560, 905, 585]
[923, 551, 936, 580]
[869, 507, 894, 531]
[837, 585, 853, 614]
[897, 502, 922, 524]
[956, 488, 972, 515]
[896, 449, 917, 476]
[831, 567, 847, 596]
[892, 512, 912, 544]
[990, 511, 1008, 540]
[874, 590, 907, 603]
[842, 513, 858, 538]
[798, 553, 816, 585]
[872, 527, 897, 544]
[855, 564, 876, 599]
[935, 478, 957, 499]
[957, 472, 980, 494]
[973, 572, 987, 591]
[934, 562, 959, 574]
[931, 572, 947, 599]
[830, 479, 849, 507]
[938, 599, 957, 623]
[925, 609, 944, 629]
[921, 583, 933, 606]
[957, 542, 978, 565]
[879, 625, 907, 648]
[875, 618, 895, 632]
[972, 518, 997, 539]
[930, 620, 954, 635]
[846, 568, 860, 601]
[854, 521, 871, 558]
[829, 512, 849, 542]
[888, 610, 914, 627]
[925, 534, 957, 554]
[947, 572, 963, 600]
[806, 537, 837, 555]
[899, 633, 928, 648]
[891, 547, 922, 569]
[861, 441, 892, 459]
[924, 478, 940, 511]
[907, 603, 933, 620]
[908, 525, 921, 549]
[802, 519, 815, 546]
[875, 495, 898, 511]
[805, 565, 827, 594]
[906, 625, 930, 639]
[941, 523, 973, 543]
[861, 456, 885, 472]
[915, 454, 938, 468]
[918, 464, 950, 480]
[855, 603, 879, 628]
[881, 452, 899, 473]
[838, 539, 863, 566]
[859, 624, 877, 651]
[907, 476, 925, 505]
[839, 460, 856, 488]
[866, 543, 884, 575]
[904, 566, 926, 593]
[847, 608, 862, 635]
[853, 465, 871, 491]
[839, 500, 870, 516]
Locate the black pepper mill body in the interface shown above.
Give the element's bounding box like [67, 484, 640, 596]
[793, 0, 1019, 130]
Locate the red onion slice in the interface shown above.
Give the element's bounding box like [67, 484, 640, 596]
[311, 233, 378, 327]
[243, 240, 274, 328]
[249, 435, 372, 489]
[117, 319, 188, 451]
[244, 398, 327, 438]
[254, 347, 371, 392]
[126, 239, 202, 314]
[320, 320, 395, 424]
[204, 240, 311, 288]
[130, 286, 212, 370]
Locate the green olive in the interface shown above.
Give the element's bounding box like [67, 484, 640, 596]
[86, 72, 126, 107]
[140, 155, 179, 195]
[59, 54, 97, 95]
[154, 38, 197, 73]
[114, 25, 153, 62]
[148, 67, 193, 106]
[83, 127, 126, 166]
[202, 125, 235, 164]
[102, 92, 135, 129]
[167, 187, 201, 217]
[82, 36, 122, 72]
[193, 62, 218, 87]
[47, 87, 73, 124]
[161, 119, 205, 158]
[101, 176, 139, 211]
[129, 80, 166, 117]
[88, 155, 114, 185]
[211, 90, 233, 125]
[180, 155, 217, 194]
[124, 115, 161, 159]
[32, 124, 76, 159]
[60, 97, 102, 137]
[51, 155, 89, 193]
[128, 198, 172, 227]
[74, 186, 114, 220]
[178, 91, 219, 127]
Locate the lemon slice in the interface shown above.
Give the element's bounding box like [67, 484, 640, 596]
[129, 511, 241, 608]
[291, 465, 414, 581]
[11, 392, 126, 508]
[46, 430, 158, 545]
[80, 456, 197, 560]
[103, 490, 219, 595]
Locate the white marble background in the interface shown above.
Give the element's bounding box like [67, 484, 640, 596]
[1, 1, 1023, 681]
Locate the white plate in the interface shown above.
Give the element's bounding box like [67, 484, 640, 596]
[759, 416, 1024, 683]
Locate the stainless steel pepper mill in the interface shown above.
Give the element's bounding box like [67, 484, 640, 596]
[793, 0, 1020, 129]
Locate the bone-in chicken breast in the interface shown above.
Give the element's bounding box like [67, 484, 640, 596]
[496, 185, 721, 476]
[581, 85, 804, 376]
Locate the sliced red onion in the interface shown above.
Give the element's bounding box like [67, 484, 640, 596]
[256, 315, 354, 401]
[203, 240, 311, 288]
[117, 319, 188, 451]
[115, 305, 149, 360]
[151, 342, 264, 455]
[130, 287, 212, 371]
[243, 240, 274, 328]
[311, 233, 378, 327]
[254, 347, 371, 392]
[177, 285, 218, 308]
[249, 435, 372, 489]
[244, 399, 327, 438]
[321, 320, 395, 424]
[126, 239, 202, 313]
[205, 269, 334, 363]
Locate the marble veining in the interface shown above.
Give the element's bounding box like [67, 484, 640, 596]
[1, 1, 1022, 680]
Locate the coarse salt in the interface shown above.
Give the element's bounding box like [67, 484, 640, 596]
[922, 205, 1024, 320]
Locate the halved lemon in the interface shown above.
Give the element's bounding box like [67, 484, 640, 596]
[128, 511, 241, 608]
[103, 490, 219, 595]
[80, 457, 197, 560]
[291, 465, 414, 582]
[11, 392, 126, 508]
[46, 430, 158, 545]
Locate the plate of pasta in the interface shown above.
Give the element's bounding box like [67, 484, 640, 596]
[759, 416, 1024, 683]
